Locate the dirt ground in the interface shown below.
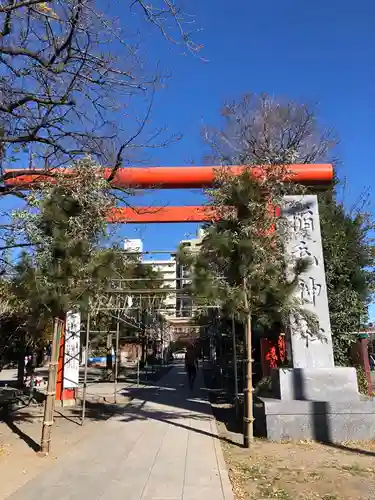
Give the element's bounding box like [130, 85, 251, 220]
[203, 366, 375, 500]
[217, 419, 375, 500]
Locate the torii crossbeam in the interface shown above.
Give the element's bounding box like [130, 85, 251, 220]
[5, 164, 333, 222]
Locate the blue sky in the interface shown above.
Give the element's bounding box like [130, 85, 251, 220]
[2, 1, 375, 316]
[116, 0, 375, 316]
[119, 2, 374, 236]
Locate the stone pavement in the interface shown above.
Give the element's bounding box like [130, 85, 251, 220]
[7, 364, 234, 500]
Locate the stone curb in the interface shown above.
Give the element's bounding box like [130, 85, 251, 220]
[210, 408, 235, 500]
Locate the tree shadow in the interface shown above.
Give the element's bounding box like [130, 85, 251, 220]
[328, 442, 375, 457]
[54, 409, 81, 426]
[117, 364, 375, 455]
[69, 400, 127, 421]
[0, 398, 83, 453]
[0, 410, 41, 452]
[119, 402, 237, 446]
[0, 378, 18, 387]
[67, 363, 238, 448]
[292, 367, 375, 457]
[110, 363, 241, 446]
[202, 369, 244, 439]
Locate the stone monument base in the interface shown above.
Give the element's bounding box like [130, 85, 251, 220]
[255, 367, 375, 442]
[272, 367, 360, 401]
[255, 397, 375, 442]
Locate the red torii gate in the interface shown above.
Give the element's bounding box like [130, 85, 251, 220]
[5, 163, 333, 403]
[5, 163, 333, 222]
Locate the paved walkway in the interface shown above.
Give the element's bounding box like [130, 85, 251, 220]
[8, 364, 234, 500]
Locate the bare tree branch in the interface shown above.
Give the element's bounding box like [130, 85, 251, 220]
[0, 0, 200, 178]
[131, 0, 203, 55]
[0, 242, 36, 251]
[107, 86, 155, 182]
[0, 0, 202, 264]
[203, 93, 337, 167]
[0, 0, 45, 13]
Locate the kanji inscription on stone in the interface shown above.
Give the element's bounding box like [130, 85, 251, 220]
[282, 195, 334, 369]
[299, 277, 322, 306]
[290, 208, 314, 233]
[292, 241, 319, 266]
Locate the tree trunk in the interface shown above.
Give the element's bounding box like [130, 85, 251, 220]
[243, 279, 254, 448]
[232, 317, 239, 420]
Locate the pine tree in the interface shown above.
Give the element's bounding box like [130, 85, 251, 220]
[181, 169, 318, 447]
[183, 93, 335, 447]
[318, 190, 375, 365]
[11, 159, 115, 319]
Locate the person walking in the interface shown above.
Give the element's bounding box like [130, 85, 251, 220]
[185, 345, 198, 390]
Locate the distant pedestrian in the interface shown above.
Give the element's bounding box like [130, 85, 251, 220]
[185, 345, 198, 390]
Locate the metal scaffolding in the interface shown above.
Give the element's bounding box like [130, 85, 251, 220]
[80, 249, 220, 424]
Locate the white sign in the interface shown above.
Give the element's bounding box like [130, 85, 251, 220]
[123, 238, 143, 253]
[64, 311, 81, 389]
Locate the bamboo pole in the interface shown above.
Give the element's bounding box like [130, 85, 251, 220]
[232, 317, 239, 420]
[243, 279, 254, 448]
[40, 318, 61, 455]
[114, 315, 120, 403]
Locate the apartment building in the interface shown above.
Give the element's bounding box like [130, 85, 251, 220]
[176, 228, 205, 317]
[142, 258, 177, 318]
[123, 229, 205, 319]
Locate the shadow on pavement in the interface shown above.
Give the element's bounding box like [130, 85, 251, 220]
[0, 364, 171, 453]
[114, 364, 240, 446]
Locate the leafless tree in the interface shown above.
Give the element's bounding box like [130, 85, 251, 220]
[202, 93, 336, 167]
[0, 0, 201, 194]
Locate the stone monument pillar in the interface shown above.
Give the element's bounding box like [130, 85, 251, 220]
[271, 195, 358, 401]
[257, 195, 375, 442]
[284, 194, 334, 369]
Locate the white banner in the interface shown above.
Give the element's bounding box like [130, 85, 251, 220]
[64, 311, 81, 389]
